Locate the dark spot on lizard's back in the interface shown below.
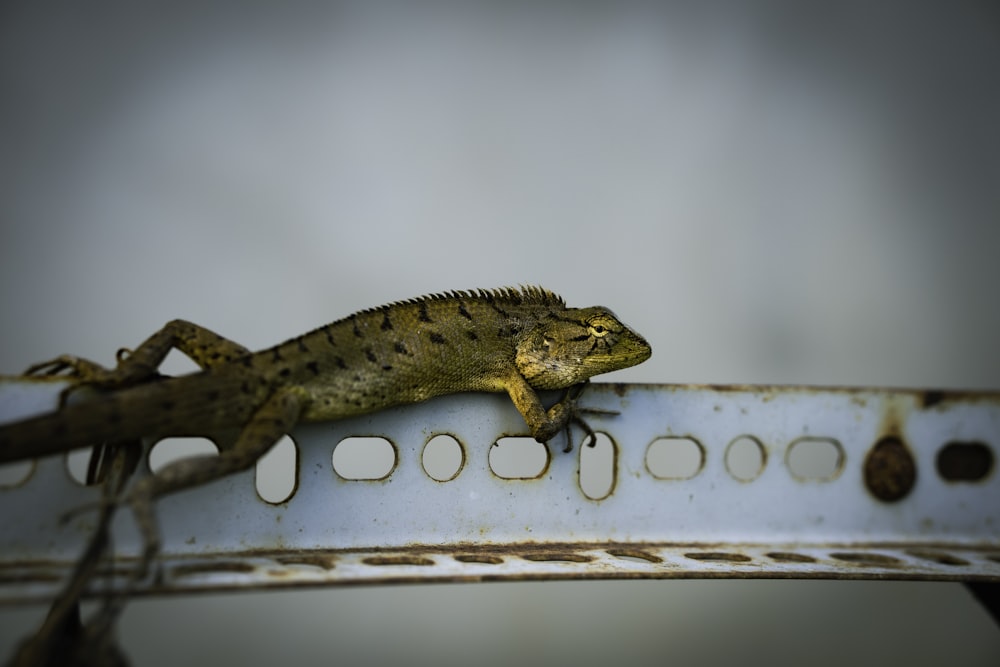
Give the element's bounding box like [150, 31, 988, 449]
[381, 365, 393, 372]
[351, 315, 363, 338]
[394, 342, 409, 355]
[365, 349, 378, 364]
[466, 330, 479, 341]
[419, 302, 433, 323]
[279, 368, 291, 378]
[306, 361, 320, 376]
[297, 337, 310, 353]
[272, 348, 284, 363]
[381, 310, 393, 331]
[241, 356, 253, 368]
[458, 302, 473, 320]
[323, 325, 336, 346]
[429, 332, 446, 345]
[335, 357, 347, 370]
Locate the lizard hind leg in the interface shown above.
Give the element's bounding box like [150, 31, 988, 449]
[123, 387, 305, 582]
[26, 319, 252, 391]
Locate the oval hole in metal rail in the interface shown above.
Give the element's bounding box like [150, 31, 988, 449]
[645, 436, 704, 480]
[331, 437, 396, 480]
[66, 446, 99, 486]
[255, 435, 297, 504]
[422, 434, 464, 482]
[579, 432, 615, 500]
[725, 435, 766, 481]
[489, 437, 548, 479]
[936, 441, 994, 482]
[786, 437, 844, 481]
[0, 459, 33, 488]
[148, 437, 219, 475]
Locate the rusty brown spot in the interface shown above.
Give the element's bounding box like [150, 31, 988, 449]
[684, 552, 752, 563]
[864, 436, 916, 502]
[936, 441, 994, 482]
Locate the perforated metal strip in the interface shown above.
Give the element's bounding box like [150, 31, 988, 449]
[0, 379, 997, 602]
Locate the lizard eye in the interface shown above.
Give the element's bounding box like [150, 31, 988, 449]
[586, 312, 619, 338]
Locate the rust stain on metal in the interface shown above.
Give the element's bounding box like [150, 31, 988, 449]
[864, 436, 916, 502]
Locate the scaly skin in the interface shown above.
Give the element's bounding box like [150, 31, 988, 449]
[0, 286, 651, 574]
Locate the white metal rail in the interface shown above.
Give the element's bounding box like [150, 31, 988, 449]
[0, 379, 998, 602]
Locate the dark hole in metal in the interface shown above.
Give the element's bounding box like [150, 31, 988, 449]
[521, 553, 593, 563]
[684, 552, 752, 563]
[607, 548, 663, 564]
[936, 441, 994, 482]
[863, 436, 916, 502]
[275, 555, 337, 570]
[906, 550, 969, 566]
[767, 552, 817, 563]
[829, 552, 900, 566]
[454, 555, 504, 565]
[362, 555, 435, 566]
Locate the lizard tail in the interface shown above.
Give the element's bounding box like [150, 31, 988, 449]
[0, 374, 261, 464]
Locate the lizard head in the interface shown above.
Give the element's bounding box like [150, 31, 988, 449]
[515, 307, 652, 390]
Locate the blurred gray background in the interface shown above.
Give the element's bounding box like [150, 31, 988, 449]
[1, 1, 999, 665]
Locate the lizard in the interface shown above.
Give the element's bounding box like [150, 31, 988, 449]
[0, 286, 651, 574]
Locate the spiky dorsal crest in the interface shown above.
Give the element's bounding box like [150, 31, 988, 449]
[368, 286, 566, 313]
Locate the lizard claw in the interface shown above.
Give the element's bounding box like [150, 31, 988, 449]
[557, 382, 620, 453]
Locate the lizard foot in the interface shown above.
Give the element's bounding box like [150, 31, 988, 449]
[25, 355, 111, 379]
[556, 382, 621, 453]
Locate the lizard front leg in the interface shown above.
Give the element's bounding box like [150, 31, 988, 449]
[26, 319, 252, 398]
[503, 374, 599, 452]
